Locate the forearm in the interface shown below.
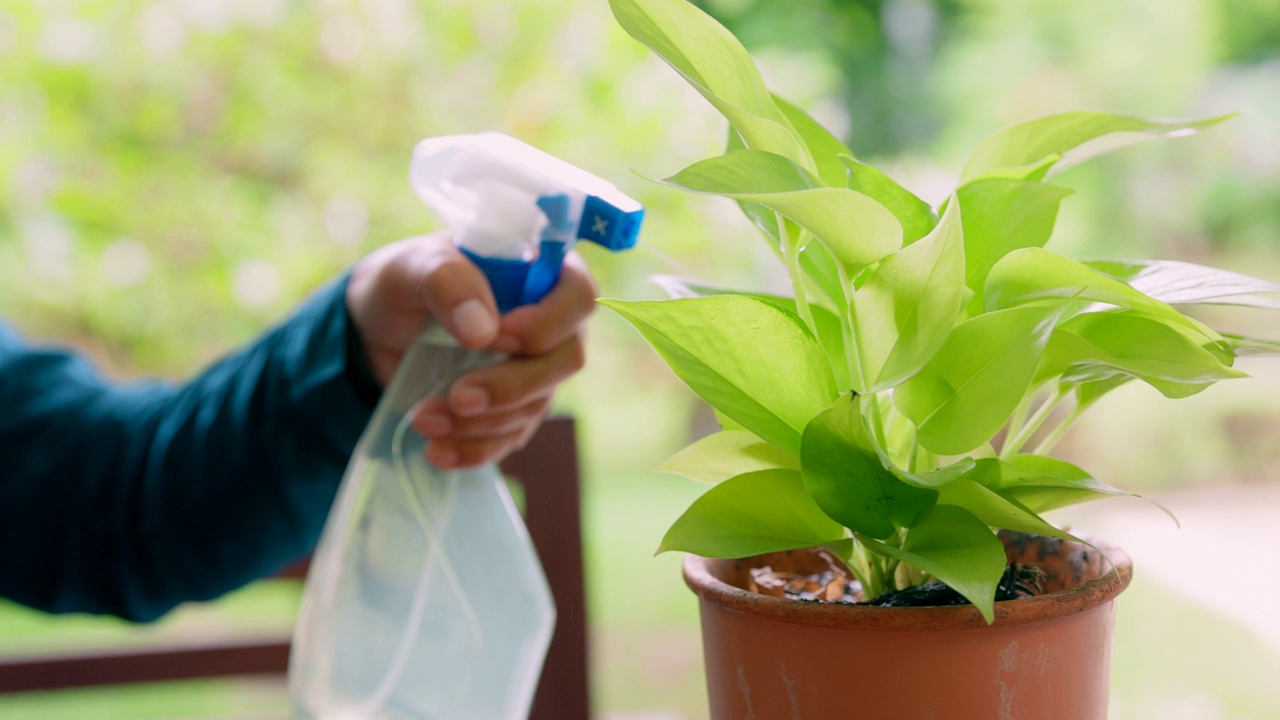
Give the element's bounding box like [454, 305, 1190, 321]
[0, 275, 375, 621]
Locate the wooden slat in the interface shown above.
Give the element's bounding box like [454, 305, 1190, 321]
[502, 417, 591, 720]
[0, 641, 290, 693]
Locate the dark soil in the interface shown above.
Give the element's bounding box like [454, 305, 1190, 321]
[745, 546, 1050, 608]
[864, 563, 1045, 608]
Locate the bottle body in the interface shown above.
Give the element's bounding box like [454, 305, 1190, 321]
[289, 324, 555, 720]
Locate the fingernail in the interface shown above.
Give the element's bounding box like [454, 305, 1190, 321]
[415, 411, 452, 437]
[452, 385, 489, 416]
[451, 299, 496, 345]
[492, 334, 520, 354]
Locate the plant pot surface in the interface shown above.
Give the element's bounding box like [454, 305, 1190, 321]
[683, 532, 1132, 720]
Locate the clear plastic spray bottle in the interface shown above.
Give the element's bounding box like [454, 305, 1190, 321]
[288, 133, 642, 720]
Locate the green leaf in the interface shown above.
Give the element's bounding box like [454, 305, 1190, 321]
[861, 505, 1007, 622]
[600, 296, 838, 455]
[992, 455, 1135, 514]
[609, 0, 810, 167]
[774, 95, 852, 188]
[957, 179, 1074, 306]
[895, 305, 1062, 455]
[895, 457, 978, 488]
[658, 469, 847, 557]
[937, 478, 1081, 543]
[1087, 259, 1280, 310]
[985, 248, 1230, 355]
[1075, 376, 1133, 410]
[659, 150, 903, 273]
[650, 275, 788, 305]
[851, 195, 966, 392]
[975, 154, 1062, 181]
[961, 111, 1233, 182]
[1038, 312, 1246, 398]
[801, 395, 938, 539]
[799, 236, 850, 312]
[650, 275, 853, 389]
[655, 430, 799, 484]
[842, 156, 939, 244]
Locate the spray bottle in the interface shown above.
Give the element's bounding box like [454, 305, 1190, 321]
[288, 133, 642, 720]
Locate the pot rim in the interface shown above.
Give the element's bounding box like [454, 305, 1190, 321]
[682, 533, 1133, 632]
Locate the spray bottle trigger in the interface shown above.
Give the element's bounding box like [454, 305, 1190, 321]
[459, 247, 529, 313]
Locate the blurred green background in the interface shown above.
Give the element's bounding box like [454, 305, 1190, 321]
[1, 0, 1278, 717]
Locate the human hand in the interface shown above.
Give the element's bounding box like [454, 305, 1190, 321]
[346, 232, 597, 468]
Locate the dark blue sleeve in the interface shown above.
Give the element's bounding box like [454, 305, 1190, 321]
[0, 274, 376, 622]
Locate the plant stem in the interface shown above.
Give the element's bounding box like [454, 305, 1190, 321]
[1006, 392, 1034, 447]
[1002, 384, 1068, 459]
[1032, 392, 1086, 456]
[781, 218, 817, 333]
[847, 538, 880, 599]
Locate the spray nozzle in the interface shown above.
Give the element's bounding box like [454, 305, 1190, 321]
[411, 133, 643, 312]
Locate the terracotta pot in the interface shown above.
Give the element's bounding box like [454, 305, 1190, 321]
[683, 532, 1132, 720]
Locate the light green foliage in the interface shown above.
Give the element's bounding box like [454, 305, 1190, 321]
[851, 197, 965, 392]
[607, 0, 810, 166]
[607, 0, 1280, 620]
[598, 296, 837, 455]
[654, 430, 799, 484]
[860, 506, 1008, 623]
[0, 0, 722, 377]
[657, 469, 846, 557]
[658, 150, 903, 273]
[895, 304, 1061, 455]
[956, 179, 1074, 309]
[960, 111, 1233, 182]
[800, 394, 937, 540]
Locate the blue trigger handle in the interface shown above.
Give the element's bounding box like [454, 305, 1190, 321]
[460, 194, 572, 313]
[459, 247, 560, 314]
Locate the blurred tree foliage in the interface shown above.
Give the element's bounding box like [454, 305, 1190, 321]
[0, 0, 746, 378]
[1, 0, 1277, 452]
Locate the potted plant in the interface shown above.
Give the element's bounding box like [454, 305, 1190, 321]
[600, 0, 1280, 717]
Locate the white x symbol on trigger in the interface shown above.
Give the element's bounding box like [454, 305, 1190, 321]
[592, 215, 609, 236]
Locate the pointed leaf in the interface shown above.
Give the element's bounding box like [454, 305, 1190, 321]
[861, 505, 1007, 622]
[609, 0, 809, 166]
[1087, 259, 1280, 310]
[601, 296, 838, 455]
[656, 430, 799, 484]
[649, 275, 853, 390]
[976, 154, 1062, 182]
[658, 469, 847, 557]
[962, 111, 1233, 182]
[895, 457, 978, 488]
[1075, 375, 1132, 410]
[774, 95, 852, 188]
[957, 179, 1074, 305]
[937, 478, 1081, 543]
[1037, 312, 1245, 398]
[660, 150, 903, 274]
[801, 395, 938, 539]
[996, 455, 1137, 514]
[895, 305, 1062, 455]
[852, 196, 966, 392]
[985, 248, 1234, 368]
[842, 156, 939, 244]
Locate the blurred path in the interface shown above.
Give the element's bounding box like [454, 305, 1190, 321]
[1057, 482, 1280, 655]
